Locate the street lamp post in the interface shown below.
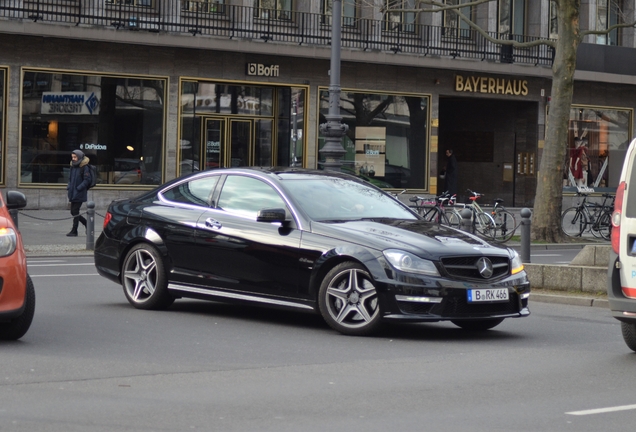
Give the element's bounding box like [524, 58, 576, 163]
[319, 0, 348, 171]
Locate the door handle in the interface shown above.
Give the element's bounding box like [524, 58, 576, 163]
[205, 218, 222, 230]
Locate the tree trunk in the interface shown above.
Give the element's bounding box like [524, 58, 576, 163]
[531, 0, 581, 242]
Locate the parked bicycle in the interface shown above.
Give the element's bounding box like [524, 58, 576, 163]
[464, 190, 517, 242]
[409, 191, 459, 226]
[561, 192, 614, 240]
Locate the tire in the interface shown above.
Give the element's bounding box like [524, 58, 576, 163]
[621, 322, 636, 352]
[561, 207, 587, 237]
[597, 212, 612, 241]
[318, 262, 382, 336]
[122, 243, 174, 310]
[491, 210, 517, 243]
[0, 274, 36, 340]
[444, 209, 461, 227]
[474, 212, 496, 238]
[422, 206, 440, 223]
[451, 318, 504, 331]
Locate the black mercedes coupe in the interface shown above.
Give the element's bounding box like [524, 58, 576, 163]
[94, 167, 529, 335]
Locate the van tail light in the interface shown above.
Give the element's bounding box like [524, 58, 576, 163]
[103, 211, 112, 229]
[612, 181, 626, 254]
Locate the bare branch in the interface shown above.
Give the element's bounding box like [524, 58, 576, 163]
[581, 20, 636, 37]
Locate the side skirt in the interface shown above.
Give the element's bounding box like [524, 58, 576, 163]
[167, 283, 315, 311]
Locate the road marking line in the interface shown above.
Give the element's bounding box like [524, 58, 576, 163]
[28, 263, 95, 267]
[530, 254, 563, 257]
[27, 260, 66, 263]
[30, 273, 99, 277]
[566, 404, 636, 416]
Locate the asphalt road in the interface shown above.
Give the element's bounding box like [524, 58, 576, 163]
[2, 256, 634, 432]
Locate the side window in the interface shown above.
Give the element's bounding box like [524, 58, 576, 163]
[217, 175, 288, 219]
[162, 176, 219, 207]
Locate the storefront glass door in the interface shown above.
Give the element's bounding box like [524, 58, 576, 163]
[205, 118, 224, 170]
[229, 119, 252, 167]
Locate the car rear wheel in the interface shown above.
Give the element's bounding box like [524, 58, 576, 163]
[0, 274, 35, 340]
[122, 243, 174, 310]
[451, 318, 504, 331]
[621, 322, 636, 352]
[318, 262, 382, 336]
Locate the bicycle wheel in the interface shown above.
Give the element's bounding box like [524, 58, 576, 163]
[422, 206, 442, 223]
[444, 209, 461, 227]
[561, 207, 587, 237]
[474, 212, 496, 238]
[597, 211, 612, 240]
[491, 210, 517, 243]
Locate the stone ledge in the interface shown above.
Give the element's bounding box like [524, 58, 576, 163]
[524, 263, 607, 294]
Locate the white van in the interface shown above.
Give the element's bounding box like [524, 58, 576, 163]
[608, 137, 636, 351]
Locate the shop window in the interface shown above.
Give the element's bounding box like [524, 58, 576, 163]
[23, 72, 52, 98]
[442, 0, 472, 38]
[564, 106, 632, 189]
[253, 0, 292, 20]
[384, 0, 416, 33]
[596, 0, 622, 45]
[61, 74, 88, 92]
[179, 80, 306, 176]
[321, 0, 357, 27]
[20, 70, 166, 187]
[318, 89, 430, 189]
[499, 0, 526, 37]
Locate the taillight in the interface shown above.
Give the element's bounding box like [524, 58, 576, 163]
[611, 181, 626, 254]
[103, 211, 112, 229]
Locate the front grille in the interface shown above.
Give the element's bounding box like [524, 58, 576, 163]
[440, 256, 509, 280]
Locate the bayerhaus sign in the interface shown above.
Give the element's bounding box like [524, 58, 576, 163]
[455, 75, 528, 96]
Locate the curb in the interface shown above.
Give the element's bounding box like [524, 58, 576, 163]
[531, 293, 609, 308]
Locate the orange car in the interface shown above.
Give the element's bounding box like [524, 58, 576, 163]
[0, 191, 34, 340]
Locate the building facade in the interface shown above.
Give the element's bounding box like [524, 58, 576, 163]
[0, 0, 634, 208]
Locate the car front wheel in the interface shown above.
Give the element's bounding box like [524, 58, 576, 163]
[0, 274, 35, 340]
[318, 262, 382, 336]
[122, 243, 174, 310]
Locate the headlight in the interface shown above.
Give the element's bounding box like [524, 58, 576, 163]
[383, 249, 439, 276]
[0, 227, 17, 257]
[511, 250, 524, 275]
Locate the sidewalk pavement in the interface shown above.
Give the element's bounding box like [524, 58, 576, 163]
[14, 208, 609, 309]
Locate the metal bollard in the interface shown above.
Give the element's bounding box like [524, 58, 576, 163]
[460, 208, 473, 233]
[520, 207, 532, 263]
[86, 201, 95, 251]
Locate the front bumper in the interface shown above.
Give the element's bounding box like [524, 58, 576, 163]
[378, 271, 530, 322]
[607, 250, 636, 323]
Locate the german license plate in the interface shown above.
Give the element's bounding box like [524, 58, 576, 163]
[467, 288, 509, 303]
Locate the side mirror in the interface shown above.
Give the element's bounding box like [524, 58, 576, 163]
[256, 208, 287, 223]
[6, 191, 27, 210]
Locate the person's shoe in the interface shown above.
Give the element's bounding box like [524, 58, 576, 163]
[66, 230, 78, 237]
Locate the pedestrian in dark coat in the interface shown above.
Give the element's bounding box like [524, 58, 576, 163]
[444, 149, 458, 196]
[66, 149, 90, 236]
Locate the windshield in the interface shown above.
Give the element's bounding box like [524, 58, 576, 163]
[283, 177, 418, 221]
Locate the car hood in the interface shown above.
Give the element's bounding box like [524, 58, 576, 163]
[311, 219, 507, 260]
